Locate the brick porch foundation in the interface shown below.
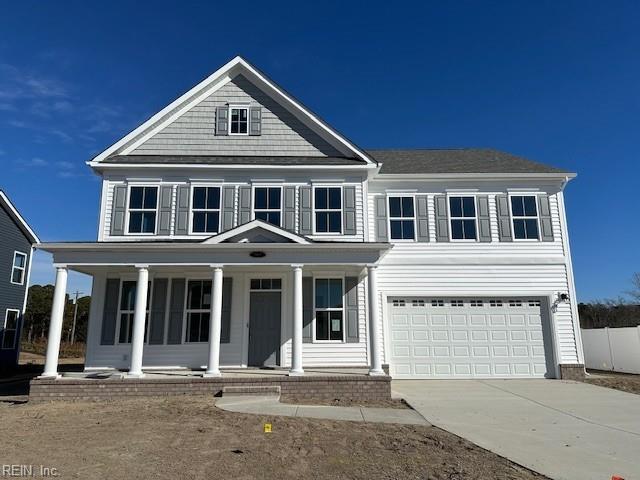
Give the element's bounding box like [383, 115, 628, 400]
[560, 364, 586, 380]
[29, 374, 392, 403]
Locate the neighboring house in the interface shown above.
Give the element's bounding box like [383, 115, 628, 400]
[39, 56, 584, 381]
[0, 190, 39, 368]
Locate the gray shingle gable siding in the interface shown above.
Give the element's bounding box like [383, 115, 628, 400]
[131, 74, 343, 157]
[367, 149, 572, 174]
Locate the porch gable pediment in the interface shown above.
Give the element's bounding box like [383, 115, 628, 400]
[201, 220, 311, 244]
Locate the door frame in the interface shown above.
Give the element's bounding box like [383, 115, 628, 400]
[243, 273, 286, 367]
[381, 291, 560, 379]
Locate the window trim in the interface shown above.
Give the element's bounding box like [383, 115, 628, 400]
[447, 194, 478, 242]
[508, 193, 542, 242]
[312, 185, 343, 235]
[183, 278, 213, 344]
[312, 275, 346, 343]
[115, 278, 152, 345]
[189, 184, 223, 235]
[2, 308, 20, 350]
[386, 194, 417, 242]
[228, 105, 249, 136]
[10, 251, 27, 285]
[251, 184, 283, 227]
[125, 184, 159, 236]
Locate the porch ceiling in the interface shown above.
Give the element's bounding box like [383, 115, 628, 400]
[39, 241, 392, 274]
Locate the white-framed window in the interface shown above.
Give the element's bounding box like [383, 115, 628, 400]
[314, 278, 344, 341]
[2, 309, 20, 350]
[127, 185, 158, 234]
[510, 195, 540, 240]
[388, 196, 416, 240]
[449, 196, 477, 240]
[117, 280, 151, 344]
[191, 186, 221, 234]
[229, 106, 249, 135]
[185, 280, 211, 343]
[10, 251, 27, 285]
[313, 186, 342, 234]
[253, 186, 282, 227]
[250, 278, 282, 290]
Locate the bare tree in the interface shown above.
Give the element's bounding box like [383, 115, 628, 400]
[628, 272, 640, 303]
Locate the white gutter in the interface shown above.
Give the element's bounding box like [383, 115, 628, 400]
[87, 161, 377, 170]
[371, 172, 577, 181]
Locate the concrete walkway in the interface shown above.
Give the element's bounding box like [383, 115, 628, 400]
[393, 379, 640, 480]
[215, 395, 429, 425]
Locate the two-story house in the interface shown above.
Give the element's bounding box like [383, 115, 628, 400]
[1, 190, 39, 369]
[39, 57, 584, 384]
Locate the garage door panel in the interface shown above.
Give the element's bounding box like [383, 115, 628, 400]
[389, 297, 550, 379]
[431, 314, 448, 326]
[471, 331, 488, 341]
[412, 330, 428, 341]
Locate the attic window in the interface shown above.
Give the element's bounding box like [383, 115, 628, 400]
[229, 106, 248, 135]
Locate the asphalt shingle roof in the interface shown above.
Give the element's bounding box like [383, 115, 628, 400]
[103, 149, 572, 175]
[366, 148, 572, 174]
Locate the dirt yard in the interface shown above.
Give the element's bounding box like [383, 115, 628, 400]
[0, 396, 546, 480]
[585, 369, 640, 395]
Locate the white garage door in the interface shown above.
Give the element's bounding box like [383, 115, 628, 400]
[388, 297, 552, 378]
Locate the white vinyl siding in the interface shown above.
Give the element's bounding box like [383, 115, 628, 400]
[367, 189, 579, 365]
[103, 178, 366, 242]
[85, 272, 370, 370]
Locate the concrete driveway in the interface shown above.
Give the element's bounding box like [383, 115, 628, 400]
[392, 379, 640, 480]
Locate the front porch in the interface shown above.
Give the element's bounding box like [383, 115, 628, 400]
[37, 221, 392, 400]
[29, 367, 391, 403]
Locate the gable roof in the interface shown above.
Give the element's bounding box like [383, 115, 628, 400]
[367, 149, 574, 175]
[0, 190, 40, 244]
[89, 56, 376, 167]
[202, 219, 311, 244]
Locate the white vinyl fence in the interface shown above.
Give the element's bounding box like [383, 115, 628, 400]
[581, 327, 640, 374]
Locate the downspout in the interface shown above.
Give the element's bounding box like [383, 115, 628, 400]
[558, 175, 586, 368]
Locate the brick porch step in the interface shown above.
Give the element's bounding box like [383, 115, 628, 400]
[222, 385, 281, 397]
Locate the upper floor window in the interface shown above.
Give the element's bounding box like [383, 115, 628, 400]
[118, 280, 150, 344]
[314, 187, 342, 233]
[315, 278, 343, 341]
[449, 196, 477, 240]
[388, 196, 415, 240]
[10, 251, 27, 285]
[229, 106, 249, 135]
[192, 186, 221, 234]
[128, 186, 158, 234]
[511, 195, 539, 240]
[186, 280, 211, 343]
[254, 187, 281, 226]
[2, 309, 19, 350]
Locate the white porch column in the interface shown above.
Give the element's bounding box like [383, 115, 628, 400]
[367, 265, 384, 376]
[42, 266, 68, 378]
[204, 265, 224, 377]
[289, 264, 304, 376]
[128, 266, 149, 378]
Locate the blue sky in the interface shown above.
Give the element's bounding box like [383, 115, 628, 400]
[0, 1, 638, 301]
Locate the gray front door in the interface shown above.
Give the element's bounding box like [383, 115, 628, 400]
[248, 290, 281, 367]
